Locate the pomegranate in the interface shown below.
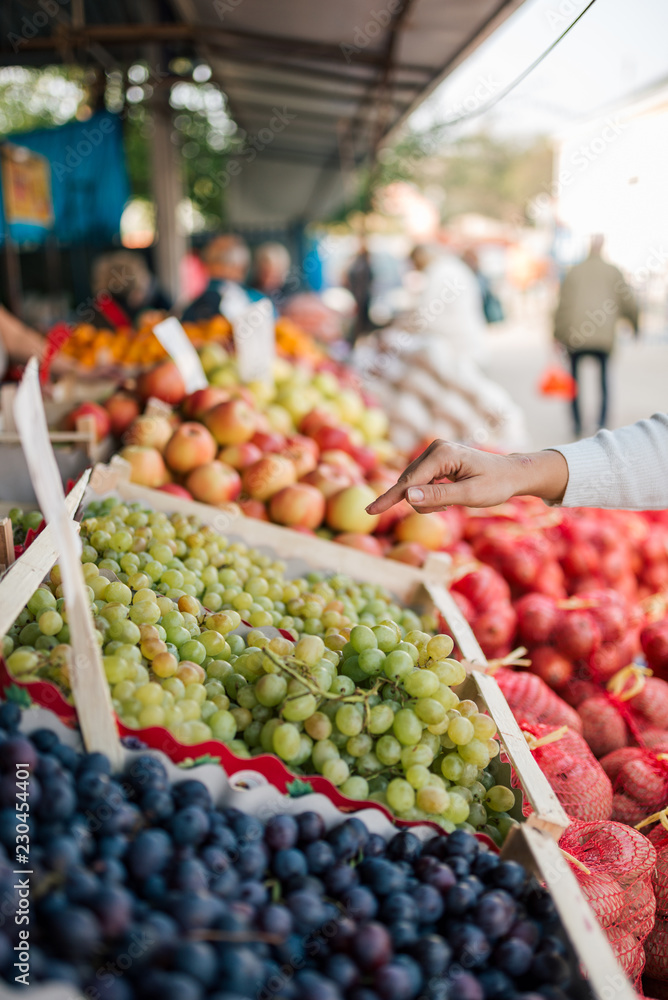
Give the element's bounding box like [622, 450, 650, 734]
[529, 646, 573, 687]
[514, 593, 558, 645]
[553, 610, 602, 660]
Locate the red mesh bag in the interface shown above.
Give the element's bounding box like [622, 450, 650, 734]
[602, 748, 668, 827]
[560, 820, 657, 985]
[519, 722, 612, 822]
[577, 669, 668, 759]
[494, 667, 583, 733]
[645, 917, 668, 981]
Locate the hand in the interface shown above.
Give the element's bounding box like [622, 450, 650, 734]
[366, 440, 569, 514]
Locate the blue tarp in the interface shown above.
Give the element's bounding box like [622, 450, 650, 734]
[0, 111, 129, 246]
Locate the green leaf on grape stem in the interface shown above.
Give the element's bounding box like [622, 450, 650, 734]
[286, 778, 312, 798]
[178, 754, 222, 768]
[3, 685, 32, 708]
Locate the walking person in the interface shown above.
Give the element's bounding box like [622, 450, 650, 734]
[553, 234, 638, 436]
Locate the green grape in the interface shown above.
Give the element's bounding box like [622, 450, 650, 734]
[329, 675, 355, 697]
[346, 733, 372, 757]
[427, 634, 455, 660]
[255, 673, 288, 707]
[358, 648, 386, 677]
[368, 703, 394, 735]
[19, 623, 42, 646]
[403, 669, 439, 698]
[7, 649, 39, 675]
[459, 739, 491, 768]
[415, 698, 446, 726]
[27, 588, 57, 616]
[406, 764, 431, 789]
[441, 753, 465, 782]
[386, 778, 415, 813]
[376, 734, 402, 766]
[104, 582, 132, 605]
[417, 785, 449, 814]
[472, 713, 497, 740]
[445, 794, 470, 824]
[383, 649, 414, 681]
[400, 744, 433, 769]
[312, 739, 340, 772]
[178, 640, 206, 664]
[392, 708, 423, 746]
[349, 625, 377, 652]
[322, 758, 349, 786]
[282, 694, 317, 722]
[373, 624, 398, 652]
[448, 716, 475, 746]
[340, 776, 369, 800]
[272, 723, 301, 760]
[304, 712, 332, 741]
[357, 751, 383, 777]
[431, 658, 467, 686]
[485, 785, 516, 812]
[335, 704, 363, 737]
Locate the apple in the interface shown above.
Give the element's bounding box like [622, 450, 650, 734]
[137, 362, 186, 406]
[242, 454, 296, 501]
[313, 424, 353, 454]
[326, 484, 379, 534]
[185, 460, 242, 505]
[284, 435, 319, 478]
[301, 464, 356, 498]
[265, 404, 294, 435]
[159, 483, 193, 500]
[218, 442, 263, 470]
[198, 342, 229, 374]
[124, 413, 174, 451]
[300, 408, 336, 437]
[205, 398, 257, 446]
[251, 430, 287, 453]
[228, 385, 256, 407]
[387, 541, 428, 567]
[182, 386, 230, 420]
[269, 483, 325, 529]
[64, 401, 111, 442]
[319, 450, 364, 477]
[395, 511, 446, 551]
[335, 533, 384, 557]
[239, 498, 269, 521]
[164, 422, 217, 474]
[104, 393, 140, 437]
[118, 446, 169, 488]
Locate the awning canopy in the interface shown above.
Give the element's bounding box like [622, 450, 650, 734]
[0, 0, 526, 225]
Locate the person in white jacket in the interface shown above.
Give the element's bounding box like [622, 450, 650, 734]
[367, 415, 668, 515]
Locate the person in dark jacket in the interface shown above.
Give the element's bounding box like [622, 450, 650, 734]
[181, 235, 264, 323]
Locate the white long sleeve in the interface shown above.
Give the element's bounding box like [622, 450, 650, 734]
[549, 414, 668, 510]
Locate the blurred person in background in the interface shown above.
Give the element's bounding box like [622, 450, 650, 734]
[253, 242, 292, 310]
[90, 251, 171, 328]
[0, 305, 84, 381]
[554, 234, 638, 436]
[462, 246, 504, 325]
[345, 239, 374, 344]
[181, 234, 265, 323]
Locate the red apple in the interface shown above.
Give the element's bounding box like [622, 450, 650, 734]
[182, 386, 230, 420]
[395, 511, 446, 551]
[218, 442, 263, 470]
[159, 483, 193, 499]
[313, 424, 353, 454]
[269, 483, 325, 529]
[335, 533, 384, 557]
[348, 444, 378, 475]
[118, 446, 169, 488]
[164, 422, 217, 474]
[137, 362, 186, 406]
[205, 399, 257, 446]
[104, 393, 140, 437]
[228, 385, 255, 407]
[124, 413, 174, 451]
[242, 454, 297, 501]
[301, 465, 356, 498]
[239, 498, 269, 521]
[185, 460, 241, 505]
[387, 541, 428, 567]
[251, 430, 287, 453]
[284, 435, 319, 478]
[64, 401, 111, 442]
[326, 484, 379, 534]
[300, 408, 334, 437]
[319, 450, 364, 477]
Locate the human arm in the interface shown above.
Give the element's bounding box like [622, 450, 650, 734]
[0, 306, 93, 379]
[367, 414, 668, 514]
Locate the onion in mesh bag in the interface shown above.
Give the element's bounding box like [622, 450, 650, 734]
[494, 668, 583, 733]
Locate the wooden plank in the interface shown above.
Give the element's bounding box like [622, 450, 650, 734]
[502, 825, 636, 1000]
[422, 579, 487, 665]
[467, 670, 569, 838]
[0, 518, 14, 570]
[0, 470, 90, 638]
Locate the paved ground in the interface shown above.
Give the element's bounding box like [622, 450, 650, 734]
[481, 296, 668, 450]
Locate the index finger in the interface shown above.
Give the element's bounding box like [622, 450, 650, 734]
[365, 442, 455, 514]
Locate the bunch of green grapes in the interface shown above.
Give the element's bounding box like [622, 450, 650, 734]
[1, 497, 516, 841]
[7, 507, 44, 546]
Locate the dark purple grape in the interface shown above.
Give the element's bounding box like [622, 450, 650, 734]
[349, 991, 381, 1000]
[51, 743, 79, 771]
[411, 934, 451, 977]
[495, 937, 534, 977]
[125, 828, 172, 880]
[343, 885, 378, 921]
[472, 851, 500, 880]
[272, 847, 308, 881]
[374, 959, 419, 1000]
[43, 834, 81, 872]
[492, 861, 527, 896]
[363, 832, 387, 858]
[448, 855, 471, 878]
[286, 889, 327, 932]
[296, 810, 325, 843]
[141, 787, 174, 823]
[64, 866, 100, 904]
[475, 890, 516, 941]
[305, 839, 335, 875]
[77, 751, 111, 776]
[216, 943, 266, 994]
[90, 885, 133, 938]
[172, 779, 212, 811]
[211, 866, 240, 899]
[324, 953, 360, 990]
[447, 970, 484, 1000]
[478, 968, 515, 999]
[173, 940, 217, 987]
[169, 806, 210, 847]
[524, 885, 557, 922]
[329, 914, 357, 952]
[83, 974, 133, 1000]
[323, 862, 358, 896]
[445, 881, 479, 916]
[48, 905, 101, 959]
[509, 919, 540, 949]
[380, 891, 418, 925]
[98, 834, 127, 859]
[0, 735, 38, 772]
[28, 728, 59, 752]
[225, 810, 264, 843]
[444, 830, 479, 860]
[350, 922, 393, 972]
[259, 902, 293, 937]
[137, 969, 203, 1000]
[293, 969, 342, 1000]
[237, 878, 267, 908]
[358, 858, 407, 896]
[0, 702, 21, 732]
[536, 935, 567, 958]
[412, 883, 444, 923]
[386, 831, 422, 862]
[529, 952, 570, 986]
[170, 858, 209, 893]
[41, 959, 78, 983]
[327, 821, 362, 860]
[388, 920, 419, 949]
[165, 889, 223, 930]
[126, 755, 169, 793]
[448, 923, 491, 968]
[265, 814, 299, 850]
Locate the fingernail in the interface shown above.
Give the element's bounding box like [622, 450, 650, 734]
[407, 488, 424, 502]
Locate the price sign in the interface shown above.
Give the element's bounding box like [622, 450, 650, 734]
[152, 317, 208, 394]
[13, 359, 122, 765]
[233, 299, 275, 384]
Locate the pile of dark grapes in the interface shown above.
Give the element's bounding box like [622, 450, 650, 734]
[0, 701, 584, 1000]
